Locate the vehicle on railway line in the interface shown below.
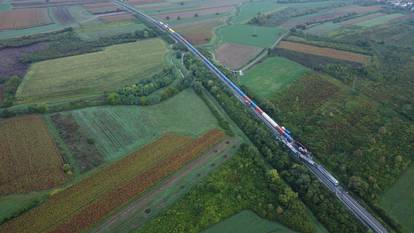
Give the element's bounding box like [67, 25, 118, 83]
[317, 165, 339, 186]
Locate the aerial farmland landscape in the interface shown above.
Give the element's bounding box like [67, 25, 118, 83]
[0, 0, 413, 232]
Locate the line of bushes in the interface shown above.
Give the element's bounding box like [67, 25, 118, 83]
[106, 68, 192, 106]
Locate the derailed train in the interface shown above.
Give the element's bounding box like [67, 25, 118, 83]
[156, 20, 339, 187]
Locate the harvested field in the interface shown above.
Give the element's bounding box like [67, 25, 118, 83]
[51, 6, 75, 25]
[217, 24, 285, 48]
[0, 8, 51, 30]
[153, 5, 234, 20]
[16, 38, 166, 104]
[175, 19, 224, 45]
[215, 43, 262, 70]
[66, 89, 219, 160]
[50, 113, 103, 173]
[0, 115, 66, 195]
[0, 130, 225, 233]
[75, 20, 146, 40]
[99, 12, 134, 22]
[277, 41, 370, 64]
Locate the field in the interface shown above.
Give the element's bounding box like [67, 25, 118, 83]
[355, 13, 404, 28]
[0, 115, 66, 195]
[232, 0, 283, 24]
[53, 89, 219, 161]
[75, 20, 147, 40]
[48, 113, 103, 173]
[240, 56, 308, 99]
[201, 210, 296, 233]
[0, 192, 48, 224]
[175, 18, 224, 45]
[51, 6, 75, 25]
[153, 5, 234, 21]
[277, 41, 370, 64]
[340, 12, 384, 26]
[0, 8, 51, 30]
[91, 138, 240, 233]
[99, 12, 134, 22]
[380, 163, 414, 233]
[217, 24, 285, 48]
[0, 130, 225, 233]
[215, 43, 262, 70]
[83, 2, 119, 14]
[16, 38, 166, 104]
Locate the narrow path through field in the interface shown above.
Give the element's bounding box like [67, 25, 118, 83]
[90, 137, 240, 233]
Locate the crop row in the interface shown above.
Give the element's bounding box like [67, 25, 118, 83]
[49, 129, 226, 233]
[0, 134, 192, 233]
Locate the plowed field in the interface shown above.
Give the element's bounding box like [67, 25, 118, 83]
[0, 8, 51, 30]
[0, 115, 66, 195]
[0, 130, 224, 233]
[278, 41, 370, 64]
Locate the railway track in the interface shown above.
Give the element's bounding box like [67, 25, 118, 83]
[113, 1, 389, 232]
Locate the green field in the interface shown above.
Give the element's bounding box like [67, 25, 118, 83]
[0, 24, 64, 40]
[16, 38, 167, 104]
[65, 89, 219, 160]
[233, 0, 284, 24]
[240, 56, 308, 99]
[0, 0, 10, 12]
[0, 192, 48, 224]
[217, 24, 285, 48]
[380, 163, 414, 233]
[76, 20, 147, 41]
[305, 22, 343, 36]
[202, 210, 296, 233]
[356, 14, 403, 28]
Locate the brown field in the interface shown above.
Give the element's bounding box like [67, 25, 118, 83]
[99, 12, 134, 22]
[0, 130, 225, 233]
[278, 41, 370, 64]
[215, 43, 262, 69]
[0, 8, 51, 30]
[0, 115, 66, 195]
[175, 18, 224, 45]
[154, 5, 234, 20]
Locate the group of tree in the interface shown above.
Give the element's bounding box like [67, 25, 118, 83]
[107, 67, 191, 105]
[183, 54, 367, 233]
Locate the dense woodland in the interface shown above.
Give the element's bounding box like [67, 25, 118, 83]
[138, 145, 317, 233]
[183, 53, 367, 233]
